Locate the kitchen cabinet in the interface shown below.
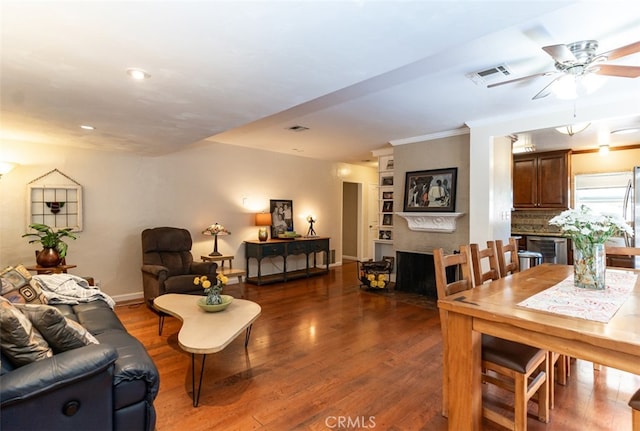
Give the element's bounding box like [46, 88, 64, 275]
[513, 150, 571, 209]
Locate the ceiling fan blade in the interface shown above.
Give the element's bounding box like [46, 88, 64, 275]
[532, 75, 562, 100]
[595, 64, 640, 78]
[601, 41, 640, 61]
[487, 72, 552, 88]
[542, 44, 576, 63]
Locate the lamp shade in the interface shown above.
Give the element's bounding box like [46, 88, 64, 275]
[255, 213, 272, 226]
[202, 223, 230, 236]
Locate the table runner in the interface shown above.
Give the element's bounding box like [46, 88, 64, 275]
[518, 269, 637, 323]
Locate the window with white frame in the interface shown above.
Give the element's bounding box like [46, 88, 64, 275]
[574, 171, 633, 222]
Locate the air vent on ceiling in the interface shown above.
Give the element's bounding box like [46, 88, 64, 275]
[467, 64, 512, 86]
[287, 125, 309, 132]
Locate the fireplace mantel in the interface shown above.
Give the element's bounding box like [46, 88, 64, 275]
[396, 212, 464, 233]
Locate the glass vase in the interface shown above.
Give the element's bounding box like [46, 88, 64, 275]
[573, 243, 606, 289]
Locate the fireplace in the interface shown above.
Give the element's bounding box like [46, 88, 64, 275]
[395, 251, 440, 299]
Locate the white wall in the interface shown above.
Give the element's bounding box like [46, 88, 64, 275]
[0, 140, 376, 301]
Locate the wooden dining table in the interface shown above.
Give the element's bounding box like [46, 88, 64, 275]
[437, 263, 640, 431]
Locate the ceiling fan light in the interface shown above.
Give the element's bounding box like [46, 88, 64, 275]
[581, 73, 607, 94]
[553, 75, 577, 100]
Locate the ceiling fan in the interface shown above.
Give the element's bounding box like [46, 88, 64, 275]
[488, 40, 640, 100]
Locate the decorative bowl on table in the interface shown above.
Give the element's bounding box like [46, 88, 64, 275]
[197, 295, 233, 312]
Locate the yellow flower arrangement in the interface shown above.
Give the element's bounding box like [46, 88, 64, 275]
[367, 273, 387, 289]
[194, 274, 228, 304]
[193, 275, 211, 288]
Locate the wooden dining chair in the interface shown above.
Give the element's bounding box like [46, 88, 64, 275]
[434, 246, 550, 430]
[606, 246, 640, 268]
[592, 246, 640, 373]
[470, 241, 501, 286]
[630, 388, 640, 431]
[496, 237, 520, 277]
[494, 238, 568, 407]
[433, 245, 474, 417]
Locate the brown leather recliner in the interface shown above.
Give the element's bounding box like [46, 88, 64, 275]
[141, 227, 217, 332]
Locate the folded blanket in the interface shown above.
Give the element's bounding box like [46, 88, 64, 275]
[33, 274, 116, 309]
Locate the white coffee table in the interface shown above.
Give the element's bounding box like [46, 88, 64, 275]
[153, 293, 261, 406]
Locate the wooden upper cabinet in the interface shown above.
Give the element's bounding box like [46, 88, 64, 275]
[513, 150, 570, 209]
[513, 155, 538, 208]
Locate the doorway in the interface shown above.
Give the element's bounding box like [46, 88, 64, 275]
[342, 182, 359, 260]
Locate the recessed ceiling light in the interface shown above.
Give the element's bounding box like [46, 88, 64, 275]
[611, 127, 640, 135]
[126, 68, 151, 80]
[80, 124, 95, 130]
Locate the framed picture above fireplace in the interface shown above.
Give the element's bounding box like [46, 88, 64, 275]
[403, 167, 457, 212]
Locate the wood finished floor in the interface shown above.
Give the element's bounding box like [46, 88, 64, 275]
[115, 260, 638, 431]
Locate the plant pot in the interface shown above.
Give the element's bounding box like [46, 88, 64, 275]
[36, 247, 61, 267]
[197, 295, 233, 312]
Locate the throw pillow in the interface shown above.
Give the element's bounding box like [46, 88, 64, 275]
[16, 303, 99, 353]
[0, 265, 47, 304]
[0, 296, 53, 366]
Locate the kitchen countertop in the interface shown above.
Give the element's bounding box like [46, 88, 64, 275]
[511, 231, 566, 238]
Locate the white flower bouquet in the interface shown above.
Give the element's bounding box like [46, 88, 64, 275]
[549, 205, 633, 289]
[549, 205, 632, 249]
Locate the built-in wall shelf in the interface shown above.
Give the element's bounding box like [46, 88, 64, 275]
[396, 212, 464, 233]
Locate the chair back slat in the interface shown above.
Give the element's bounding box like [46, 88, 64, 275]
[496, 237, 520, 277]
[605, 246, 640, 268]
[470, 241, 501, 286]
[433, 245, 474, 299]
[605, 246, 640, 256]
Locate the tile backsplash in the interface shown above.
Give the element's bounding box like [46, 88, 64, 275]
[511, 210, 564, 235]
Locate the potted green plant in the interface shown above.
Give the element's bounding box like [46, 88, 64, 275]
[22, 223, 77, 267]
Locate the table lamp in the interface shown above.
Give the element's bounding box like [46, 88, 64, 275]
[202, 223, 230, 256]
[255, 213, 272, 242]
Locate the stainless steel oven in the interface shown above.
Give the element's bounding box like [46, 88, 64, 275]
[526, 236, 568, 265]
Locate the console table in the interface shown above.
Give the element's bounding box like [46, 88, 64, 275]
[244, 237, 330, 285]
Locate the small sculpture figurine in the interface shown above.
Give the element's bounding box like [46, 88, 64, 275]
[306, 215, 317, 237]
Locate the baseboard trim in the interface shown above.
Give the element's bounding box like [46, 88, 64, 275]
[113, 292, 144, 304]
[112, 276, 243, 304]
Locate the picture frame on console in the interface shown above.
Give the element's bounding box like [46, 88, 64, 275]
[403, 167, 457, 212]
[270, 199, 294, 238]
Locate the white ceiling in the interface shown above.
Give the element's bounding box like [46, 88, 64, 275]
[1, 1, 640, 165]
